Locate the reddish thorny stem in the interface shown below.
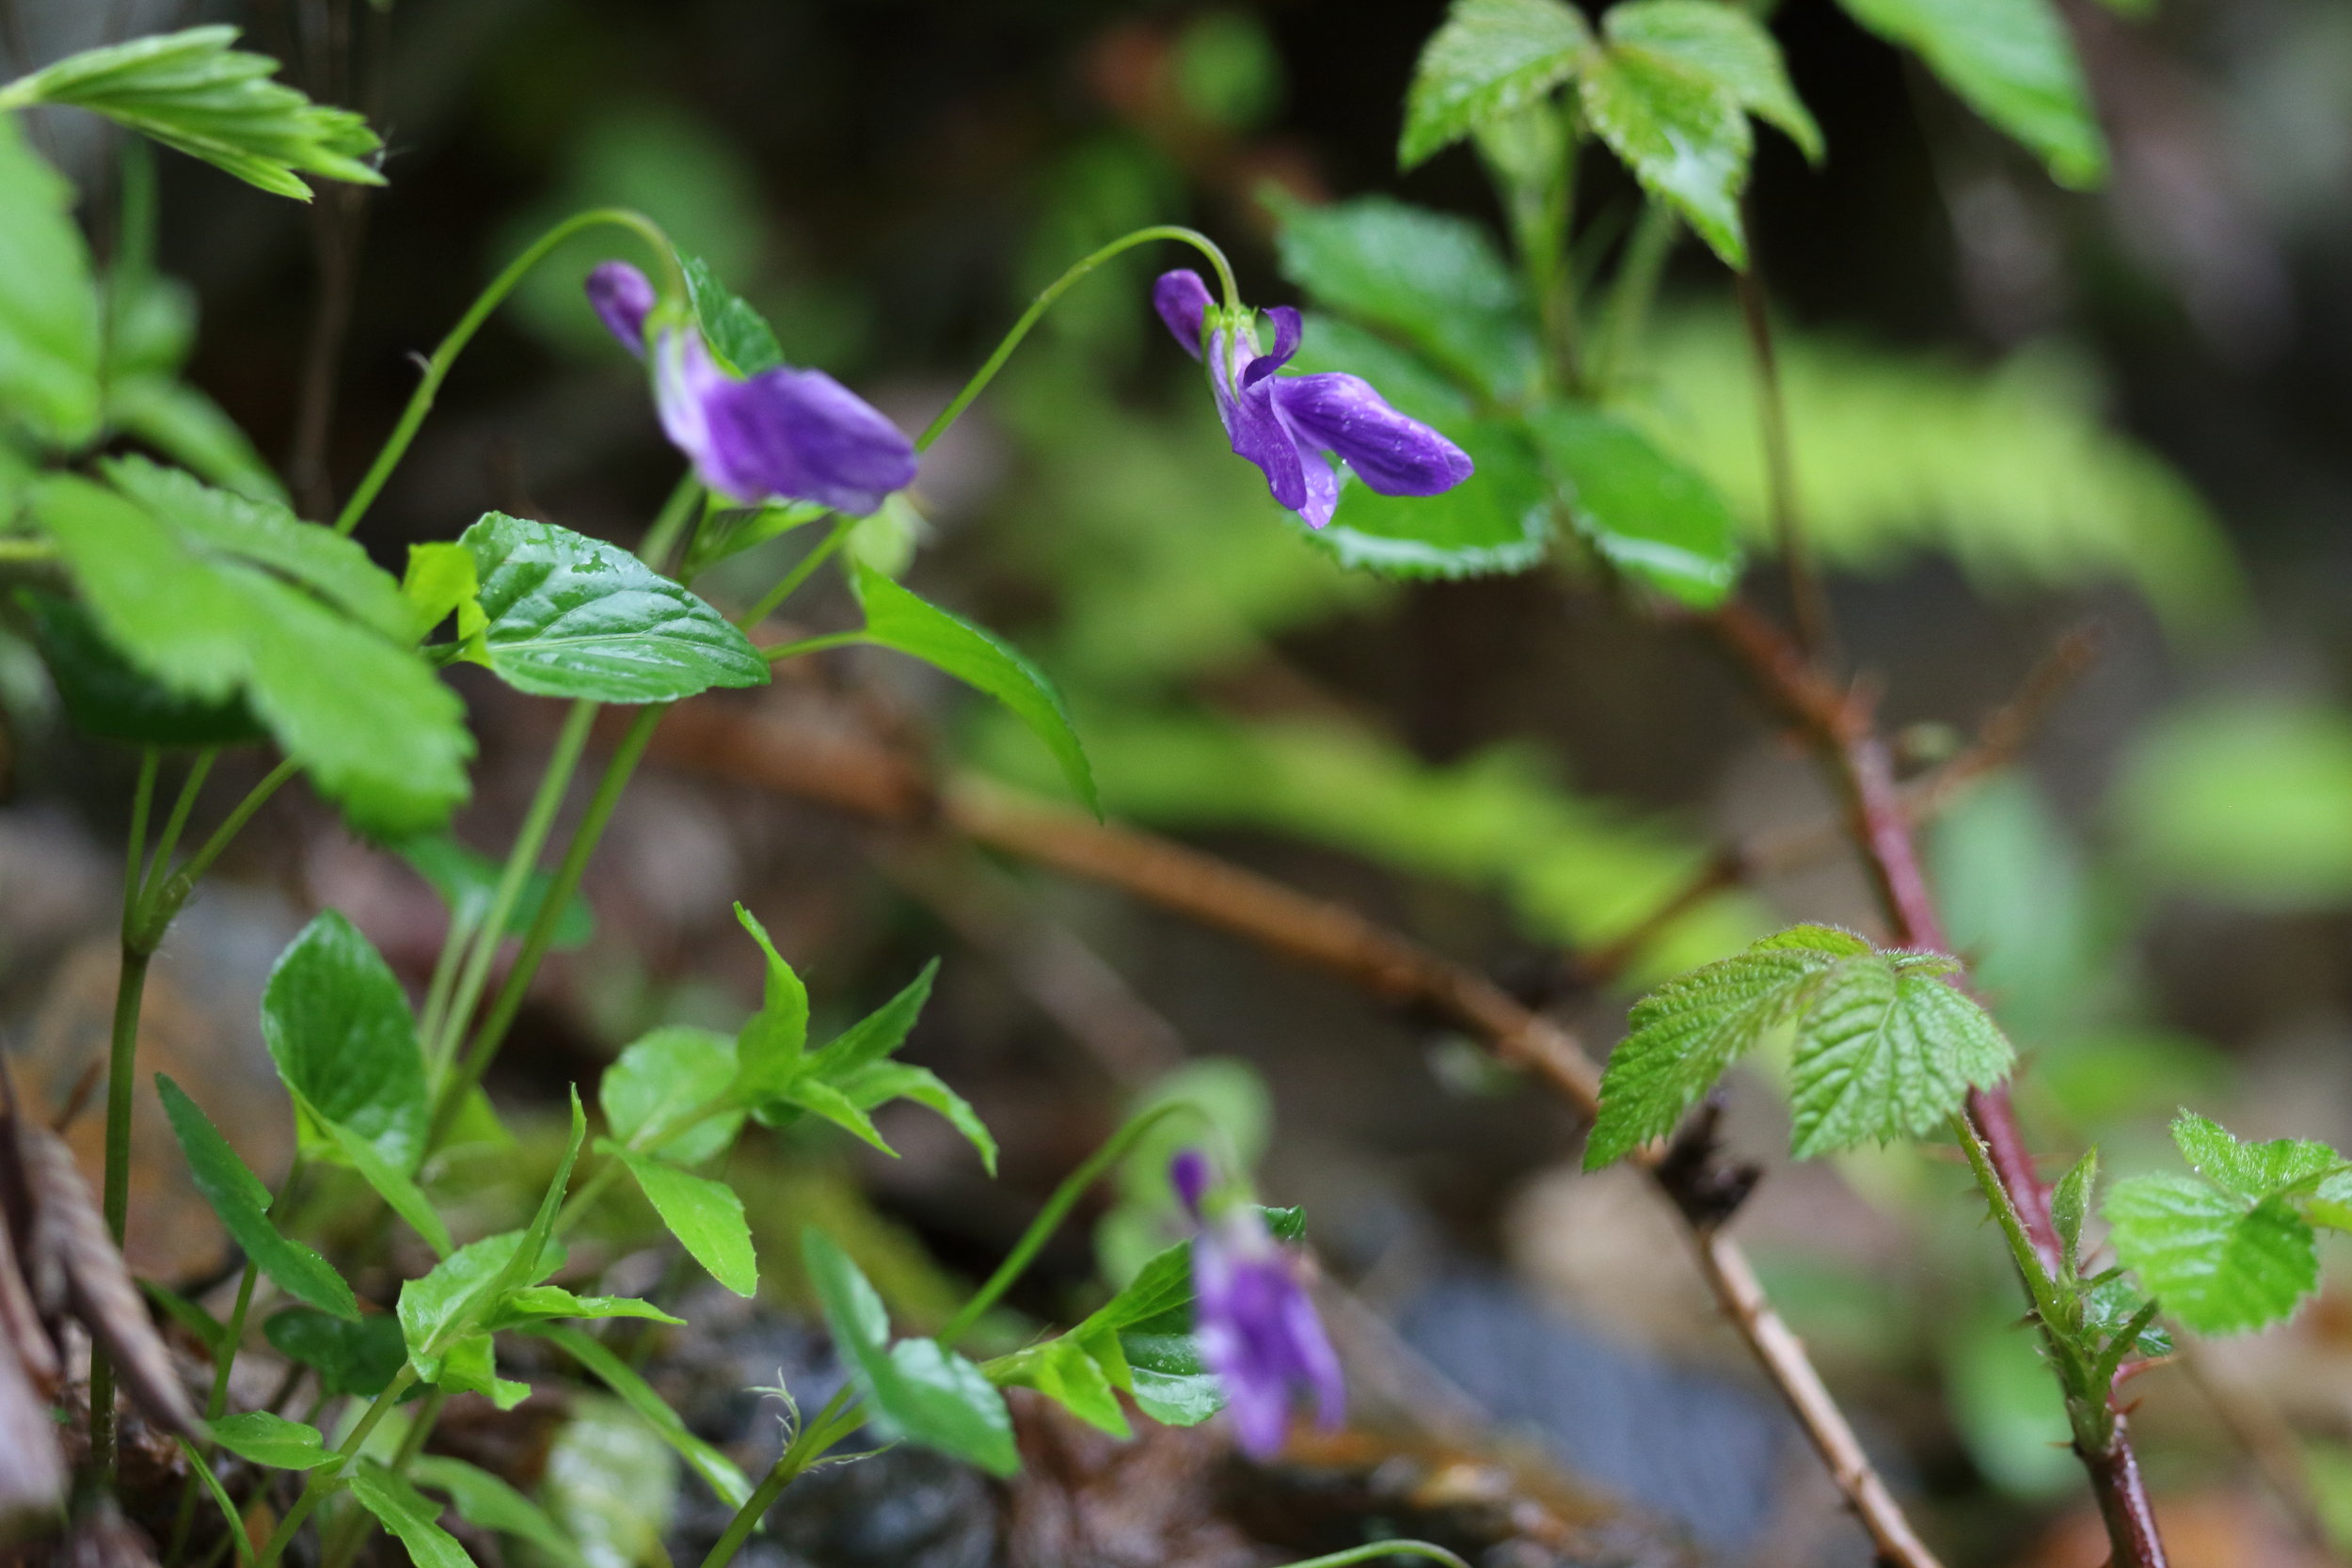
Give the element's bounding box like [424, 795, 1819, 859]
[1707, 601, 2167, 1567]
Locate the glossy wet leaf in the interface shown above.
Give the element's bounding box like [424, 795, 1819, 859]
[460, 512, 769, 702]
[0, 118, 102, 446]
[207, 1412, 331, 1471]
[1529, 403, 1740, 607]
[157, 1074, 357, 1320]
[264, 1307, 405, 1397]
[1306, 419, 1551, 581]
[1577, 41, 1753, 267]
[853, 562, 1099, 816]
[609, 1147, 757, 1297]
[1603, 0, 1820, 160]
[1398, 0, 1591, 170]
[262, 911, 429, 1174]
[0, 25, 383, 199]
[1835, 0, 2104, 188]
[803, 1228, 1018, 1475]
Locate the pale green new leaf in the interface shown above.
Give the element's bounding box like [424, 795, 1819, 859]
[775, 1078, 895, 1156]
[804, 960, 940, 1079]
[1835, 0, 2105, 188]
[0, 118, 102, 446]
[157, 1075, 357, 1320]
[2169, 1111, 2342, 1199]
[347, 1459, 477, 1568]
[987, 1334, 1130, 1438]
[490, 1287, 682, 1328]
[601, 1025, 741, 1164]
[853, 562, 1099, 816]
[837, 1062, 997, 1175]
[262, 911, 429, 1175]
[1603, 0, 1821, 161]
[1576, 42, 1753, 267]
[730, 904, 809, 1101]
[1398, 0, 1592, 170]
[2052, 1147, 2098, 1269]
[1787, 960, 2013, 1156]
[2107, 1175, 2316, 1337]
[610, 1146, 756, 1297]
[0, 26, 383, 199]
[208, 1411, 332, 1470]
[460, 512, 769, 702]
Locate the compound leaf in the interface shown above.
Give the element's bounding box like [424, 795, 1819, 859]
[1399, 0, 1592, 170]
[1576, 41, 1753, 267]
[1834, 0, 2104, 188]
[1603, 0, 1820, 161]
[1787, 959, 2014, 1156]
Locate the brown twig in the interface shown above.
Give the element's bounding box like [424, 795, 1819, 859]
[652, 699, 1945, 1568]
[1703, 600, 2166, 1566]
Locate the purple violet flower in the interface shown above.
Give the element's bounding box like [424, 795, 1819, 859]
[1172, 1148, 1343, 1458]
[1152, 269, 1473, 530]
[587, 261, 917, 517]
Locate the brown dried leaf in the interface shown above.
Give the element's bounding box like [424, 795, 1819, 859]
[0, 1338, 67, 1546]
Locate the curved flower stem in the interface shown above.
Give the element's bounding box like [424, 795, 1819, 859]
[636, 470, 706, 578]
[914, 225, 1239, 457]
[1272, 1545, 1471, 1568]
[144, 757, 302, 936]
[936, 1100, 1203, 1349]
[428, 700, 600, 1080]
[697, 1386, 866, 1568]
[739, 515, 855, 631]
[141, 748, 215, 906]
[331, 206, 681, 538]
[760, 630, 866, 666]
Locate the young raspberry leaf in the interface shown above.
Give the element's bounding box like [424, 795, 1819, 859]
[1398, 0, 1592, 171]
[2106, 1175, 2316, 1337]
[1603, 0, 1821, 162]
[1526, 403, 1740, 609]
[2051, 1147, 2098, 1272]
[2169, 1111, 2340, 1198]
[1786, 958, 2013, 1157]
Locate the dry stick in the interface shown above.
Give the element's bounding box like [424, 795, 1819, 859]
[1703, 599, 2167, 1566]
[648, 704, 1941, 1568]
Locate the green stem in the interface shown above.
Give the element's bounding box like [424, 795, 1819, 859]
[1595, 200, 1678, 392]
[429, 700, 600, 1081]
[143, 757, 301, 941]
[435, 704, 666, 1138]
[697, 1386, 863, 1568]
[760, 630, 866, 666]
[937, 1101, 1202, 1350]
[1953, 1112, 2106, 1445]
[319, 1388, 448, 1568]
[0, 537, 57, 563]
[914, 225, 1239, 456]
[141, 748, 217, 908]
[332, 207, 681, 538]
[739, 515, 855, 630]
[1272, 1544, 1472, 1568]
[122, 749, 158, 931]
[636, 470, 705, 578]
[88, 943, 151, 1476]
[252, 1365, 421, 1568]
[415, 908, 478, 1072]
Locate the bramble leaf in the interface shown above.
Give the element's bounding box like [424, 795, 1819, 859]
[0, 118, 101, 446]
[1833, 0, 2104, 188]
[852, 562, 1099, 816]
[207, 1412, 332, 1471]
[2169, 1111, 2340, 1199]
[2107, 1175, 2315, 1337]
[157, 1075, 357, 1320]
[1603, 0, 1821, 162]
[459, 512, 769, 703]
[1576, 40, 1752, 267]
[1306, 419, 1552, 581]
[1787, 958, 2013, 1156]
[803, 1228, 1018, 1475]
[1528, 402, 1740, 607]
[262, 911, 429, 1175]
[1398, 0, 1591, 171]
[608, 1146, 756, 1297]
[264, 1307, 405, 1397]
[0, 26, 382, 199]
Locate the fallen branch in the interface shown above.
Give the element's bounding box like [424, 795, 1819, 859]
[653, 698, 1943, 1568]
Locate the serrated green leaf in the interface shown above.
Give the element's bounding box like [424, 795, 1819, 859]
[411, 1455, 584, 1568]
[836, 1063, 997, 1176]
[1273, 196, 1538, 399]
[730, 904, 809, 1100]
[1603, 0, 1821, 162]
[2080, 1275, 2172, 1361]
[156, 1074, 357, 1321]
[1834, 0, 2104, 187]
[103, 457, 410, 639]
[2052, 1147, 2097, 1269]
[347, 1459, 477, 1568]
[600, 1025, 741, 1164]
[1528, 402, 1740, 607]
[207, 1411, 332, 1470]
[1787, 960, 2013, 1156]
[30, 472, 471, 832]
[1304, 418, 1552, 581]
[802, 1228, 1018, 1475]
[609, 1146, 756, 1297]
[0, 26, 384, 199]
[2169, 1111, 2342, 1199]
[526, 1323, 753, 1506]
[681, 255, 784, 376]
[389, 832, 596, 950]
[805, 960, 939, 1079]
[1755, 924, 1874, 956]
[1586, 938, 1849, 1167]
[0, 118, 102, 446]
[459, 512, 769, 702]
[987, 1334, 1131, 1437]
[852, 562, 1099, 816]
[264, 1307, 405, 1397]
[20, 589, 265, 746]
[262, 911, 429, 1175]
[1577, 41, 1753, 267]
[2107, 1174, 2316, 1336]
[1398, 0, 1592, 170]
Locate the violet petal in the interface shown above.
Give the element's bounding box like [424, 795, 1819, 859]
[1270, 372, 1475, 497]
[1153, 270, 1215, 360]
[587, 261, 657, 358]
